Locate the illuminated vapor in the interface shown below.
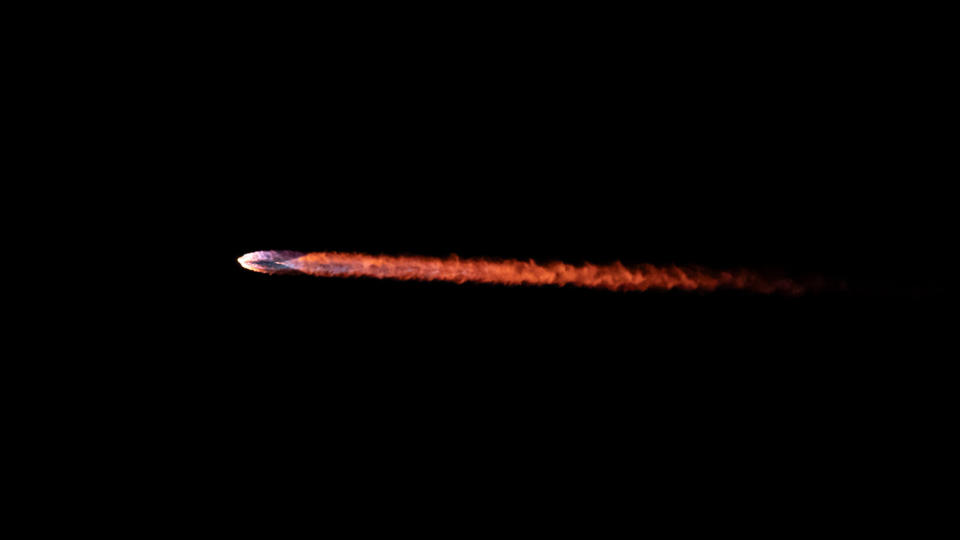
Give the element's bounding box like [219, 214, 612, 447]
[238, 250, 804, 294]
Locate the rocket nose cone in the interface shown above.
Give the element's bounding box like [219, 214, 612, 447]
[237, 252, 269, 272]
[238, 250, 305, 274]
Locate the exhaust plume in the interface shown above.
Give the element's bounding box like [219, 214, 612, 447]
[238, 250, 804, 294]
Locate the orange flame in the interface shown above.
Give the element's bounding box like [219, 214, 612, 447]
[239, 250, 803, 294]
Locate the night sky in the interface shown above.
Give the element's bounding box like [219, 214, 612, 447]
[163, 7, 949, 529]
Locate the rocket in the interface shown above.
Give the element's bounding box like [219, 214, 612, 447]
[237, 250, 305, 274]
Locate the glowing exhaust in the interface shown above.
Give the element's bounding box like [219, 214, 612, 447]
[238, 250, 803, 294]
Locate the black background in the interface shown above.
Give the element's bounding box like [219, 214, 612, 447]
[105, 6, 953, 529]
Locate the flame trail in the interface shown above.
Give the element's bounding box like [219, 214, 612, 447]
[238, 250, 804, 294]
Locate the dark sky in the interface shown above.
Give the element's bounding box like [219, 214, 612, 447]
[186, 4, 950, 416]
[152, 7, 950, 525]
[182, 8, 949, 294]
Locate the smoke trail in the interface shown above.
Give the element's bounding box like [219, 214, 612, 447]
[238, 250, 804, 294]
